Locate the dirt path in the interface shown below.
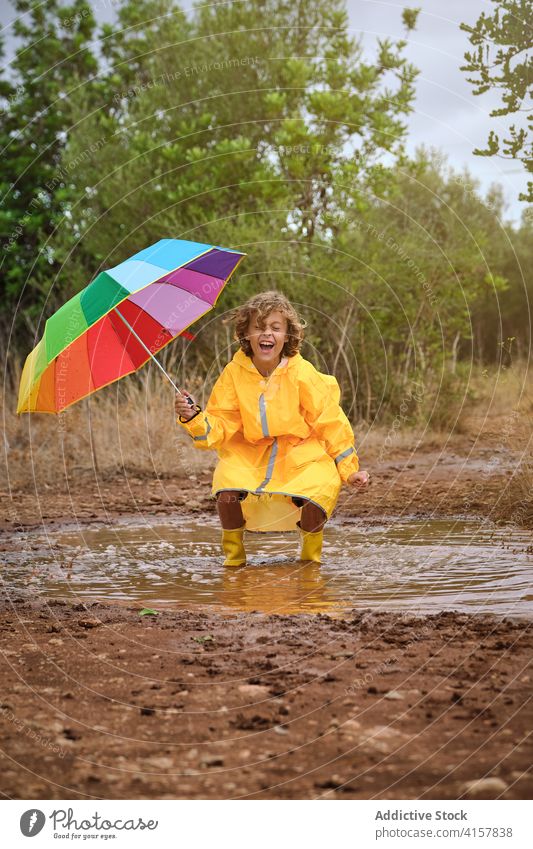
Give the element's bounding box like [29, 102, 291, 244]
[0, 599, 531, 800]
[1, 434, 530, 800]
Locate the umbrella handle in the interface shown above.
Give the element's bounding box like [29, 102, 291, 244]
[178, 403, 202, 423]
[115, 307, 185, 395]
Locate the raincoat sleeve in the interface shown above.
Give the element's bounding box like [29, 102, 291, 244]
[299, 365, 360, 483]
[177, 366, 242, 451]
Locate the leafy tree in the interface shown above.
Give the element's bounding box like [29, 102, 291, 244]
[10, 0, 530, 427]
[192, 0, 420, 241]
[469, 207, 533, 363]
[59, 0, 419, 256]
[460, 0, 533, 202]
[46, 0, 421, 391]
[317, 149, 513, 419]
[0, 0, 100, 334]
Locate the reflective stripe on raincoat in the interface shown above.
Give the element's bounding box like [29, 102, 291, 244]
[178, 349, 359, 532]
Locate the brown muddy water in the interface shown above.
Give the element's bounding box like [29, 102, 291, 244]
[1, 516, 532, 616]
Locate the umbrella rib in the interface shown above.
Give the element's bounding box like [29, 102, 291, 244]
[114, 307, 182, 394]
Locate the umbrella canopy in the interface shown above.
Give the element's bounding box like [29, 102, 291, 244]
[17, 238, 246, 414]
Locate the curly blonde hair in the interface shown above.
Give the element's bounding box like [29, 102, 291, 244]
[222, 291, 306, 358]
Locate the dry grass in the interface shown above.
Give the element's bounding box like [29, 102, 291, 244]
[2, 359, 532, 528]
[466, 360, 533, 417]
[500, 455, 533, 527]
[2, 371, 213, 493]
[467, 360, 533, 528]
[358, 359, 532, 456]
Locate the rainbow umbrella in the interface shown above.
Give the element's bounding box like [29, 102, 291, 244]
[17, 238, 246, 414]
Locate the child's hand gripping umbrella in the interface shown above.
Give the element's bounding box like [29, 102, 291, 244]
[17, 238, 246, 414]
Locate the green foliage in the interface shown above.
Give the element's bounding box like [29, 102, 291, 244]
[311, 147, 529, 419]
[1, 0, 531, 428]
[402, 8, 421, 31]
[460, 0, 533, 202]
[469, 208, 533, 362]
[63, 0, 418, 261]
[0, 0, 101, 334]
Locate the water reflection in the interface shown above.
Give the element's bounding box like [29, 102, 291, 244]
[220, 562, 337, 614]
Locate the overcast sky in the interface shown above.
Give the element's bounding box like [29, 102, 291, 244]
[347, 0, 527, 223]
[0, 0, 528, 224]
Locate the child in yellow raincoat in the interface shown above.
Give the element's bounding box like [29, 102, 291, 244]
[175, 291, 369, 566]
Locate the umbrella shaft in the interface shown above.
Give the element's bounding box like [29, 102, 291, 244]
[114, 308, 182, 395]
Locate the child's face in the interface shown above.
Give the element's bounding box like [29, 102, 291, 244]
[246, 310, 289, 370]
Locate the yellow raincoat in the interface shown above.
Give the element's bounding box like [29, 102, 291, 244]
[178, 349, 359, 532]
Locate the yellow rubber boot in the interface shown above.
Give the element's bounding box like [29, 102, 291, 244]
[221, 525, 246, 567]
[297, 522, 324, 564]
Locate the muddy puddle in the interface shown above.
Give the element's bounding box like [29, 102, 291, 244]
[1, 516, 531, 616]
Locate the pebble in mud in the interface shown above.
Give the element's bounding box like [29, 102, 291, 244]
[384, 690, 404, 700]
[461, 777, 509, 798]
[145, 757, 174, 771]
[201, 756, 224, 767]
[237, 684, 270, 699]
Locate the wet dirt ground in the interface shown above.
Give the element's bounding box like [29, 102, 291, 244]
[1, 434, 531, 800]
[0, 600, 531, 800]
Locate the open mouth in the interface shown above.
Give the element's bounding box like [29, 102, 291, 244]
[259, 341, 275, 352]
